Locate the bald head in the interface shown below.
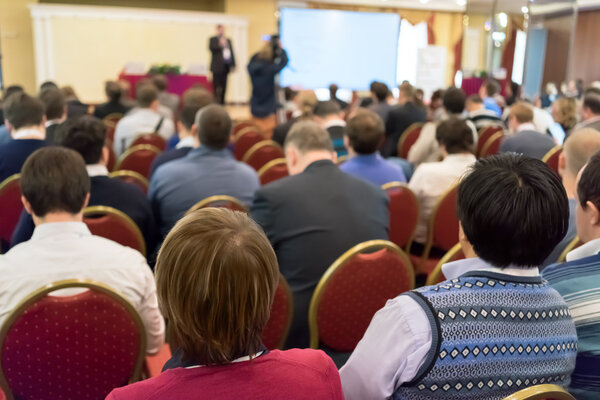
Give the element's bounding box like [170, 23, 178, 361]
[194, 104, 232, 149]
[564, 128, 600, 177]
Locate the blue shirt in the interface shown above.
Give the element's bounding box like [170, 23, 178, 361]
[339, 153, 406, 186]
[483, 97, 502, 117]
[149, 146, 260, 236]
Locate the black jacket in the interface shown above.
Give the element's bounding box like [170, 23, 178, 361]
[209, 36, 236, 73]
[383, 102, 427, 157]
[248, 50, 289, 118]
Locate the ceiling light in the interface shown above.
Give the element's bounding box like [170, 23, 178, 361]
[521, 6, 529, 13]
[457, 0, 466, 6]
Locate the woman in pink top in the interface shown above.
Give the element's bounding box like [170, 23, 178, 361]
[106, 208, 343, 400]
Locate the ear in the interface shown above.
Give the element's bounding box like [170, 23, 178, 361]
[285, 146, 298, 174]
[100, 146, 109, 166]
[82, 193, 90, 210]
[558, 152, 567, 177]
[587, 200, 600, 226]
[21, 196, 34, 216]
[176, 121, 185, 135]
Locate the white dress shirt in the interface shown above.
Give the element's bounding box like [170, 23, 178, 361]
[113, 108, 175, 156]
[0, 222, 165, 353]
[566, 237, 600, 262]
[408, 153, 476, 243]
[339, 257, 540, 400]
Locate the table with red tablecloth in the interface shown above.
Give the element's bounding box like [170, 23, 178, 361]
[462, 77, 507, 97]
[118, 72, 213, 98]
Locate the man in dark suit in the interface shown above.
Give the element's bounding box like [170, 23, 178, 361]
[329, 84, 348, 110]
[383, 84, 427, 157]
[39, 88, 66, 144]
[209, 24, 236, 105]
[93, 81, 131, 120]
[500, 102, 556, 160]
[250, 121, 389, 349]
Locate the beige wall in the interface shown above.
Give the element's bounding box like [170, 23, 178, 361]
[225, 0, 277, 58]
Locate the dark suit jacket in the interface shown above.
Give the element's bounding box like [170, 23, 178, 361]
[248, 50, 289, 118]
[250, 160, 389, 348]
[384, 102, 427, 157]
[93, 101, 131, 120]
[499, 130, 556, 160]
[209, 36, 236, 73]
[46, 123, 62, 144]
[0, 139, 46, 183]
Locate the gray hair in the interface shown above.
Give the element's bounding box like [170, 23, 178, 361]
[284, 120, 334, 154]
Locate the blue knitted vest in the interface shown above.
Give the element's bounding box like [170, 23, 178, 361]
[392, 271, 578, 400]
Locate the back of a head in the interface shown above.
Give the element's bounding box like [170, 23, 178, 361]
[21, 147, 90, 218]
[399, 84, 415, 102]
[105, 81, 122, 102]
[182, 87, 214, 110]
[583, 91, 600, 116]
[458, 153, 568, 267]
[152, 75, 168, 92]
[578, 151, 600, 219]
[4, 92, 45, 130]
[485, 80, 500, 97]
[297, 90, 318, 119]
[443, 87, 466, 114]
[55, 115, 106, 164]
[155, 208, 278, 365]
[554, 97, 577, 127]
[435, 117, 474, 154]
[39, 88, 65, 120]
[347, 109, 384, 155]
[195, 104, 232, 149]
[2, 85, 24, 102]
[60, 86, 76, 99]
[510, 102, 534, 124]
[180, 102, 205, 131]
[466, 94, 483, 106]
[136, 84, 158, 108]
[564, 129, 600, 176]
[371, 82, 390, 102]
[329, 83, 338, 97]
[40, 81, 58, 92]
[285, 120, 334, 154]
[313, 100, 341, 118]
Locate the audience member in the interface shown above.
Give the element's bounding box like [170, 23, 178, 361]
[272, 90, 318, 146]
[466, 94, 504, 130]
[479, 79, 502, 116]
[313, 100, 347, 157]
[384, 84, 427, 157]
[500, 102, 556, 159]
[0, 85, 24, 146]
[574, 88, 600, 131]
[0, 147, 164, 354]
[341, 153, 578, 399]
[118, 79, 137, 109]
[93, 81, 131, 120]
[113, 84, 175, 156]
[368, 81, 392, 124]
[39, 80, 58, 92]
[152, 74, 179, 114]
[428, 89, 445, 122]
[505, 81, 521, 106]
[250, 121, 389, 348]
[106, 208, 344, 399]
[329, 83, 348, 110]
[551, 97, 578, 138]
[39, 88, 66, 144]
[541, 82, 559, 109]
[0, 92, 46, 183]
[149, 105, 259, 236]
[340, 109, 406, 185]
[11, 115, 159, 259]
[61, 85, 88, 118]
[543, 150, 600, 399]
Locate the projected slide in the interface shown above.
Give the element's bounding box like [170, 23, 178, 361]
[280, 8, 400, 90]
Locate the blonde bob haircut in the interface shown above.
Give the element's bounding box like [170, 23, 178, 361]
[155, 208, 279, 365]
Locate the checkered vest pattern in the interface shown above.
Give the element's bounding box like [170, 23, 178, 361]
[392, 271, 578, 400]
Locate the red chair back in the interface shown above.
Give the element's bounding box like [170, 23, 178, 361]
[480, 132, 504, 158]
[186, 195, 248, 214]
[233, 121, 259, 136]
[476, 125, 504, 157]
[130, 134, 166, 151]
[397, 123, 424, 159]
[109, 170, 149, 194]
[261, 275, 293, 350]
[242, 141, 285, 171]
[234, 128, 264, 160]
[542, 145, 563, 176]
[0, 280, 145, 400]
[106, 125, 116, 144]
[105, 144, 117, 172]
[103, 113, 123, 144]
[258, 158, 289, 185]
[430, 185, 459, 251]
[83, 206, 146, 256]
[383, 182, 419, 251]
[0, 175, 22, 250]
[115, 144, 161, 178]
[309, 240, 415, 352]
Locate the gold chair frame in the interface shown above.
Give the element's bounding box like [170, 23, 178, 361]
[426, 242, 462, 286]
[115, 144, 162, 172]
[242, 140, 284, 164]
[108, 170, 150, 191]
[396, 122, 424, 159]
[83, 205, 147, 256]
[268, 274, 294, 350]
[103, 113, 124, 128]
[336, 155, 349, 165]
[308, 240, 415, 349]
[234, 126, 263, 142]
[257, 158, 288, 179]
[131, 132, 167, 148]
[479, 131, 504, 158]
[542, 145, 564, 164]
[381, 181, 420, 253]
[0, 174, 20, 192]
[502, 384, 575, 400]
[186, 195, 248, 215]
[557, 236, 582, 263]
[0, 279, 147, 400]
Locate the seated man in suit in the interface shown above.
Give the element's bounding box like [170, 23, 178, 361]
[384, 84, 427, 157]
[0, 92, 47, 183]
[573, 88, 600, 132]
[543, 150, 600, 399]
[93, 81, 131, 120]
[329, 83, 348, 110]
[39, 87, 66, 144]
[0, 147, 164, 354]
[250, 121, 389, 348]
[11, 115, 159, 260]
[341, 153, 577, 400]
[466, 94, 505, 131]
[368, 81, 392, 124]
[150, 104, 259, 237]
[340, 109, 406, 186]
[500, 102, 556, 160]
[313, 100, 347, 157]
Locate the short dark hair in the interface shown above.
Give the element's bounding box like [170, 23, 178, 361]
[21, 147, 90, 217]
[180, 103, 203, 130]
[443, 87, 466, 114]
[313, 100, 341, 117]
[346, 109, 384, 154]
[284, 120, 334, 153]
[329, 84, 339, 96]
[577, 151, 600, 212]
[370, 82, 389, 102]
[40, 81, 58, 92]
[458, 153, 568, 267]
[152, 75, 168, 92]
[583, 92, 600, 116]
[2, 85, 23, 101]
[55, 115, 106, 164]
[466, 94, 483, 104]
[485, 80, 500, 96]
[435, 117, 473, 154]
[4, 92, 45, 130]
[105, 81, 122, 102]
[137, 84, 158, 108]
[39, 88, 65, 120]
[195, 104, 231, 149]
[181, 87, 214, 110]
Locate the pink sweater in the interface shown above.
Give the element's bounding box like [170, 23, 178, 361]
[106, 349, 344, 400]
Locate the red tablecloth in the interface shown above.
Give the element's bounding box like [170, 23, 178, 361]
[462, 77, 507, 97]
[118, 72, 213, 98]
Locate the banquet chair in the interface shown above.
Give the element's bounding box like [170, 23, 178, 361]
[476, 125, 504, 158]
[382, 182, 419, 252]
[542, 145, 563, 176]
[309, 240, 414, 352]
[503, 384, 575, 400]
[115, 144, 162, 178]
[336, 155, 349, 165]
[105, 144, 117, 172]
[425, 243, 465, 286]
[258, 158, 289, 185]
[261, 275, 293, 350]
[234, 128, 265, 160]
[0, 174, 22, 252]
[479, 132, 505, 158]
[186, 195, 248, 214]
[109, 170, 150, 194]
[83, 206, 146, 256]
[0, 279, 145, 400]
[233, 121, 259, 136]
[242, 140, 285, 171]
[130, 133, 167, 151]
[396, 122, 424, 159]
[557, 236, 583, 263]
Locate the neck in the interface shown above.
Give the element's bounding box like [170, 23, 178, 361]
[33, 212, 83, 226]
[562, 173, 576, 199]
[178, 129, 193, 140]
[297, 152, 334, 173]
[13, 125, 45, 139]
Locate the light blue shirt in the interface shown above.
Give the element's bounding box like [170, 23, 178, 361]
[483, 97, 502, 117]
[339, 257, 540, 400]
[339, 153, 406, 186]
[148, 146, 260, 236]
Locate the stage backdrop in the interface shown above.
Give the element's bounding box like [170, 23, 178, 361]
[29, 3, 249, 103]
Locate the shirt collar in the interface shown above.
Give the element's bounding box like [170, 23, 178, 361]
[176, 136, 196, 149]
[45, 120, 61, 128]
[31, 222, 91, 241]
[443, 153, 476, 163]
[86, 164, 109, 177]
[442, 257, 540, 280]
[566, 237, 600, 262]
[12, 128, 45, 140]
[188, 145, 233, 158]
[323, 119, 346, 129]
[517, 123, 537, 132]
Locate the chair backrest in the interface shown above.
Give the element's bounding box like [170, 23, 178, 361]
[130, 133, 167, 151]
[503, 384, 575, 400]
[103, 112, 124, 128]
[480, 132, 504, 158]
[382, 182, 419, 251]
[105, 144, 117, 172]
[0, 279, 146, 400]
[557, 236, 583, 263]
[426, 184, 460, 255]
[233, 121, 259, 136]
[258, 158, 289, 186]
[242, 140, 286, 171]
[477, 125, 504, 157]
[0, 174, 22, 249]
[426, 243, 465, 286]
[261, 275, 293, 350]
[109, 170, 150, 194]
[397, 122, 424, 159]
[83, 206, 146, 256]
[309, 240, 415, 352]
[186, 195, 248, 214]
[542, 145, 563, 176]
[234, 127, 264, 160]
[115, 144, 162, 178]
[106, 125, 116, 144]
[336, 155, 349, 165]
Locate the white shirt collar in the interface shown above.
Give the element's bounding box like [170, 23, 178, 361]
[31, 222, 91, 241]
[566, 237, 600, 262]
[442, 153, 477, 163]
[442, 257, 540, 280]
[184, 350, 264, 369]
[12, 128, 45, 140]
[517, 123, 537, 132]
[176, 136, 196, 149]
[45, 120, 61, 128]
[323, 119, 346, 129]
[86, 164, 109, 177]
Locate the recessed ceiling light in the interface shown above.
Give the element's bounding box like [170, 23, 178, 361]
[457, 0, 466, 6]
[521, 6, 529, 13]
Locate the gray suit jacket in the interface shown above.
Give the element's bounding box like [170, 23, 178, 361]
[499, 130, 556, 160]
